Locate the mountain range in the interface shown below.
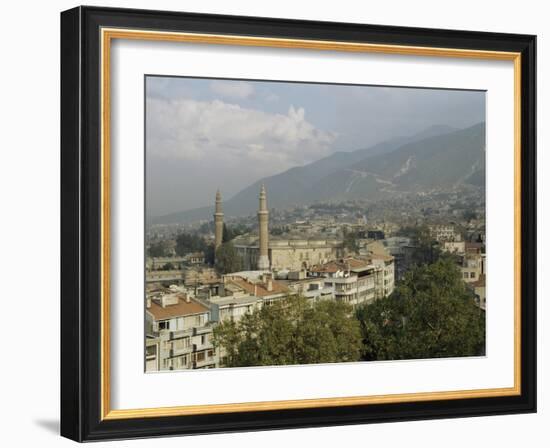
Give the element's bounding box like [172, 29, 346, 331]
[153, 123, 485, 224]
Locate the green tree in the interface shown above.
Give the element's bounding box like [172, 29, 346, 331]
[214, 242, 243, 274]
[356, 258, 485, 361]
[148, 241, 167, 257]
[213, 296, 362, 367]
[175, 232, 207, 256]
[399, 225, 441, 266]
[204, 243, 215, 266]
[343, 228, 360, 254]
[222, 223, 250, 243]
[222, 223, 234, 243]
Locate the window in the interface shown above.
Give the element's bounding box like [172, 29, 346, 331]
[159, 320, 169, 331]
[470, 272, 476, 279]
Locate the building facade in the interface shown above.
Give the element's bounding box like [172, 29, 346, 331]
[309, 256, 395, 306]
[234, 235, 345, 272]
[146, 292, 218, 371]
[215, 185, 345, 272]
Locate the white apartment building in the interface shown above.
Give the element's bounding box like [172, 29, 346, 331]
[209, 293, 262, 322]
[428, 224, 461, 243]
[309, 256, 395, 306]
[460, 252, 486, 283]
[442, 240, 466, 255]
[284, 276, 335, 303]
[371, 253, 395, 298]
[146, 292, 217, 371]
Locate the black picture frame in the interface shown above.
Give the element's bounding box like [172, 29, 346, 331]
[61, 5, 536, 442]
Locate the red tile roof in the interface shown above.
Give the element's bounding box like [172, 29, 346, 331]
[227, 277, 289, 297]
[148, 297, 208, 320]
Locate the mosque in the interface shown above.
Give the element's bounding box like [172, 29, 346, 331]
[214, 186, 345, 272]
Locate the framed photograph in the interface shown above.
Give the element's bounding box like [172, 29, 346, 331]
[60, 6, 536, 441]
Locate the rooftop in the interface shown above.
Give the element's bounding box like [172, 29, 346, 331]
[148, 296, 209, 320]
[209, 294, 261, 307]
[232, 233, 343, 245]
[310, 257, 374, 274]
[225, 277, 289, 297]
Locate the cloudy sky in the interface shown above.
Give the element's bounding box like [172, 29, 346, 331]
[146, 76, 485, 217]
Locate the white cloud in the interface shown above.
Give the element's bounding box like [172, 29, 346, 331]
[146, 98, 337, 177]
[209, 80, 255, 99]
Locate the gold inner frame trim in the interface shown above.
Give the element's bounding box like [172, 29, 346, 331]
[100, 27, 522, 420]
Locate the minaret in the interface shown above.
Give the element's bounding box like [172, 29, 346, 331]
[214, 189, 224, 252]
[257, 184, 270, 270]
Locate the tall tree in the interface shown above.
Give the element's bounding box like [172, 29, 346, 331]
[175, 232, 207, 256]
[356, 257, 485, 361]
[342, 228, 360, 254]
[222, 223, 250, 243]
[213, 296, 362, 367]
[204, 243, 215, 266]
[148, 241, 167, 257]
[222, 223, 233, 243]
[214, 242, 243, 274]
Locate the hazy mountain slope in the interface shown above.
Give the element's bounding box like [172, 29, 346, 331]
[153, 124, 470, 224]
[154, 137, 416, 223]
[310, 122, 485, 200]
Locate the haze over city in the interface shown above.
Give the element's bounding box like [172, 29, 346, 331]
[146, 76, 485, 217]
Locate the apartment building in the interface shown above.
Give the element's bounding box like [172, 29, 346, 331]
[428, 224, 461, 243]
[146, 292, 217, 371]
[309, 256, 394, 306]
[459, 243, 486, 284]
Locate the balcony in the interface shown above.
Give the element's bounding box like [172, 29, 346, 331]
[193, 358, 217, 369]
[192, 341, 214, 352]
[169, 345, 193, 357]
[192, 326, 212, 336]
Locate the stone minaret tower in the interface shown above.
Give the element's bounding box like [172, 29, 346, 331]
[214, 189, 224, 252]
[257, 184, 270, 270]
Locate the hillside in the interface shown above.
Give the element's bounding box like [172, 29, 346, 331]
[310, 122, 485, 201]
[153, 123, 485, 224]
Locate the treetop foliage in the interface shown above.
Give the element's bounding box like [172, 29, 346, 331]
[214, 241, 243, 274]
[356, 257, 485, 361]
[213, 296, 362, 367]
[148, 240, 169, 257]
[175, 232, 209, 256]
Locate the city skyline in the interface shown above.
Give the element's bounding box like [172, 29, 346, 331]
[145, 77, 486, 372]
